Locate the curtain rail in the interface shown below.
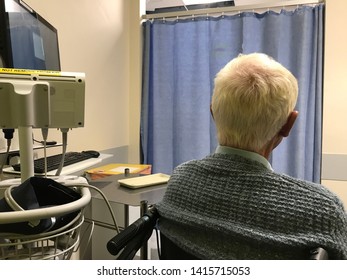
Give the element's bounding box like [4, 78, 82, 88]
[142, 0, 324, 20]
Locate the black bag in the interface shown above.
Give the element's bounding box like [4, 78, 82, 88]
[0, 177, 81, 235]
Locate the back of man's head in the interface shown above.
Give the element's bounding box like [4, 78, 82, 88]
[211, 53, 298, 152]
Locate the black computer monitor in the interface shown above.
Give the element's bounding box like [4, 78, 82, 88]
[0, 0, 60, 70]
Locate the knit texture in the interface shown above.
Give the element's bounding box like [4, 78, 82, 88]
[156, 153, 347, 259]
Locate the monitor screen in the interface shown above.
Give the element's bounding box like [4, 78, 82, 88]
[0, 0, 60, 70]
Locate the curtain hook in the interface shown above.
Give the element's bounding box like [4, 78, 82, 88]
[176, 16, 179, 22]
[222, 11, 225, 18]
[206, 13, 209, 20]
[192, 14, 195, 21]
[162, 17, 166, 23]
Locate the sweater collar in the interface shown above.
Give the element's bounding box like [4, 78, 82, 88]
[215, 145, 273, 171]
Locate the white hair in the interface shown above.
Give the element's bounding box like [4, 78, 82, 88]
[211, 53, 298, 151]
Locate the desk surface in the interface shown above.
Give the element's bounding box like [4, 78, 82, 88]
[90, 174, 167, 206]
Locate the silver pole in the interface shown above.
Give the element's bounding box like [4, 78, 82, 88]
[142, 0, 324, 20]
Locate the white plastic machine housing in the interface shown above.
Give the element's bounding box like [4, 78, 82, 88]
[0, 68, 85, 181]
[0, 69, 85, 129]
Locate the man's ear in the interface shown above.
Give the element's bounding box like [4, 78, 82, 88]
[279, 111, 298, 137]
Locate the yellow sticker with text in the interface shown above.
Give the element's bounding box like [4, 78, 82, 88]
[0, 68, 61, 76]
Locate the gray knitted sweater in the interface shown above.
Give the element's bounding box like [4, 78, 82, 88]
[157, 153, 347, 259]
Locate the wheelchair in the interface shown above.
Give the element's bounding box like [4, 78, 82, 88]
[106, 206, 329, 260]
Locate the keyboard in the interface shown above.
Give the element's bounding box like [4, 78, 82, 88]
[12, 151, 100, 173]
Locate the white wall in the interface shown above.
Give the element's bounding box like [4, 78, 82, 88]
[322, 0, 347, 205]
[24, 0, 132, 157]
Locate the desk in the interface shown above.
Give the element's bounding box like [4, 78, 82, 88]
[2, 153, 113, 177]
[91, 174, 167, 216]
[87, 174, 167, 259]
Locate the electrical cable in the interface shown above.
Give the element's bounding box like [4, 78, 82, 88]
[59, 182, 120, 256]
[1, 127, 120, 253]
[82, 183, 120, 233]
[41, 128, 49, 177]
[33, 138, 57, 146]
[74, 219, 95, 259]
[55, 128, 69, 176]
[0, 140, 11, 178]
[0, 129, 14, 178]
[2, 174, 119, 258]
[63, 182, 120, 257]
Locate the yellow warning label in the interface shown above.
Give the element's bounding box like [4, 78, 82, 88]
[0, 68, 61, 76]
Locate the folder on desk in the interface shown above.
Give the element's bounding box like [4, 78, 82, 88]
[86, 163, 152, 180]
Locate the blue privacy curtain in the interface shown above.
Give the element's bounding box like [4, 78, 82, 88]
[141, 4, 324, 183]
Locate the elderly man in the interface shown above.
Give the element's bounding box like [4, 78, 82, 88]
[157, 53, 347, 259]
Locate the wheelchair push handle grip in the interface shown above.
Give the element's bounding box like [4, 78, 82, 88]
[107, 208, 158, 256]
